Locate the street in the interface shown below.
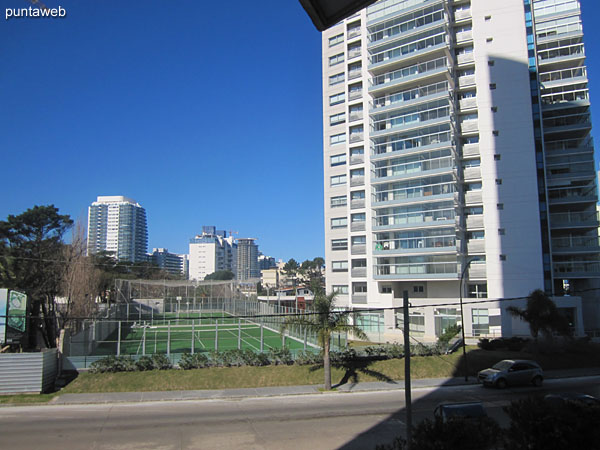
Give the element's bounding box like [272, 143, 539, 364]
[1, 376, 598, 450]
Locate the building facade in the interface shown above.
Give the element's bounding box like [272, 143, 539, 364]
[321, 0, 598, 340]
[149, 248, 187, 277]
[188, 227, 237, 280]
[237, 238, 260, 281]
[87, 196, 148, 262]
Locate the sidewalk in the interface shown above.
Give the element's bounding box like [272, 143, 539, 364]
[49, 367, 600, 406]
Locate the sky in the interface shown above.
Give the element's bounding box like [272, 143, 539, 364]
[1, 0, 600, 264]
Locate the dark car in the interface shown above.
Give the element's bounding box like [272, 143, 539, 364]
[477, 359, 543, 388]
[434, 402, 487, 422]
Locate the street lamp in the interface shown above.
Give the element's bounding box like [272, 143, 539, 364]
[459, 257, 478, 382]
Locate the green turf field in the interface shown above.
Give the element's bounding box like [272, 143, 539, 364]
[92, 312, 310, 356]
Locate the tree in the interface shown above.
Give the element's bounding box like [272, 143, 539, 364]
[0, 205, 73, 348]
[507, 289, 571, 340]
[283, 258, 299, 287]
[204, 270, 235, 281]
[283, 291, 366, 390]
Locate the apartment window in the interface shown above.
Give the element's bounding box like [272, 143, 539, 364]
[493, 130, 499, 136]
[353, 282, 367, 293]
[468, 284, 488, 299]
[496, 179, 502, 185]
[350, 168, 364, 178]
[351, 212, 366, 222]
[498, 228, 505, 235]
[330, 153, 347, 166]
[486, 37, 493, 43]
[331, 217, 348, 229]
[490, 83, 497, 90]
[332, 285, 349, 294]
[330, 133, 346, 145]
[488, 60, 495, 66]
[497, 203, 504, 210]
[494, 154, 501, 161]
[472, 308, 490, 335]
[352, 235, 366, 245]
[351, 190, 365, 200]
[330, 174, 347, 186]
[329, 33, 344, 47]
[350, 146, 364, 156]
[330, 112, 346, 126]
[330, 195, 347, 208]
[332, 261, 349, 272]
[329, 53, 345, 66]
[413, 285, 424, 293]
[491, 106, 498, 112]
[352, 259, 367, 268]
[485, 15, 492, 21]
[381, 285, 392, 294]
[329, 72, 345, 86]
[500, 254, 507, 261]
[329, 92, 346, 105]
[332, 238, 348, 251]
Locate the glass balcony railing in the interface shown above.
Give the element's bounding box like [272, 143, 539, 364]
[374, 208, 455, 228]
[375, 182, 455, 203]
[550, 211, 599, 227]
[552, 236, 600, 250]
[371, 81, 448, 111]
[538, 43, 584, 63]
[374, 235, 456, 252]
[374, 156, 454, 179]
[371, 57, 448, 89]
[375, 262, 458, 277]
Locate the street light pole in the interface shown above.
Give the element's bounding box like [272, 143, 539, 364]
[459, 258, 477, 382]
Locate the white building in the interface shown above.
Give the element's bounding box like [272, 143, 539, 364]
[321, 0, 598, 341]
[188, 226, 237, 280]
[87, 196, 148, 262]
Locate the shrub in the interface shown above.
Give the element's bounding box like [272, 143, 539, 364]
[135, 356, 155, 371]
[294, 350, 323, 365]
[150, 353, 172, 370]
[89, 356, 137, 373]
[268, 347, 293, 365]
[178, 353, 209, 370]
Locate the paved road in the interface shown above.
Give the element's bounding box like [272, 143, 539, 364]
[1, 376, 598, 450]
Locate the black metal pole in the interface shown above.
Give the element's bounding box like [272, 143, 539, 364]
[459, 260, 472, 382]
[403, 290, 412, 448]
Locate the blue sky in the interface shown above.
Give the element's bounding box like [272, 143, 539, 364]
[1, 0, 600, 263]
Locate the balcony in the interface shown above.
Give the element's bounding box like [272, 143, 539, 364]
[350, 155, 364, 165]
[550, 211, 599, 229]
[460, 119, 479, 134]
[457, 53, 475, 65]
[373, 210, 456, 231]
[553, 261, 600, 278]
[374, 262, 458, 279]
[348, 48, 362, 60]
[455, 30, 473, 43]
[349, 132, 364, 143]
[463, 166, 481, 181]
[468, 262, 487, 279]
[538, 43, 584, 67]
[466, 215, 484, 229]
[351, 199, 365, 209]
[551, 236, 600, 253]
[458, 75, 476, 88]
[351, 267, 367, 278]
[349, 112, 364, 122]
[465, 191, 482, 204]
[348, 69, 362, 80]
[539, 67, 587, 89]
[351, 294, 367, 304]
[459, 97, 477, 110]
[374, 236, 457, 256]
[351, 244, 367, 255]
[348, 27, 361, 39]
[350, 176, 365, 187]
[548, 187, 597, 205]
[467, 239, 485, 253]
[369, 40, 448, 73]
[351, 222, 366, 232]
[462, 143, 480, 157]
[454, 8, 472, 21]
[349, 90, 363, 101]
[369, 57, 449, 95]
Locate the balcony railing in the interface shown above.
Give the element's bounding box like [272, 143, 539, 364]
[468, 262, 487, 278]
[465, 190, 482, 204]
[351, 294, 368, 304]
[462, 143, 480, 157]
[466, 215, 484, 229]
[550, 211, 599, 228]
[538, 43, 584, 64]
[459, 97, 477, 110]
[351, 244, 367, 255]
[348, 49, 362, 59]
[351, 222, 366, 232]
[374, 236, 456, 253]
[351, 267, 367, 277]
[455, 30, 473, 43]
[552, 236, 600, 250]
[371, 57, 448, 89]
[553, 261, 600, 277]
[375, 262, 458, 277]
[375, 182, 455, 204]
[371, 81, 448, 111]
[454, 8, 472, 20]
[350, 176, 365, 186]
[348, 28, 361, 39]
[374, 156, 454, 180]
[351, 199, 365, 209]
[461, 119, 479, 133]
[349, 90, 363, 101]
[348, 69, 362, 80]
[457, 53, 475, 65]
[458, 75, 476, 88]
[540, 67, 586, 84]
[374, 209, 455, 229]
[350, 155, 364, 165]
[349, 132, 364, 143]
[349, 112, 364, 122]
[467, 239, 485, 253]
[463, 166, 481, 180]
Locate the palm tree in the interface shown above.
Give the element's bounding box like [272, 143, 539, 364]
[507, 289, 571, 341]
[283, 291, 367, 390]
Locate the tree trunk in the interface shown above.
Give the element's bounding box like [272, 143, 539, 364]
[323, 333, 331, 390]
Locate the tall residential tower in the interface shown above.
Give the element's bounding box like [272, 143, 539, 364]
[321, 0, 599, 340]
[87, 196, 148, 262]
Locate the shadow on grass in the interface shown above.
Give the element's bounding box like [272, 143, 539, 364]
[307, 357, 397, 389]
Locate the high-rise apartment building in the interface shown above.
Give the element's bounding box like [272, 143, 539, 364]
[87, 196, 148, 262]
[188, 227, 237, 280]
[237, 238, 260, 281]
[322, 0, 599, 340]
[149, 248, 187, 277]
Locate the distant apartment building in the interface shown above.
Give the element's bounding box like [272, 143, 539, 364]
[258, 253, 277, 270]
[188, 226, 237, 280]
[237, 238, 259, 281]
[87, 196, 148, 262]
[149, 248, 187, 277]
[321, 0, 599, 340]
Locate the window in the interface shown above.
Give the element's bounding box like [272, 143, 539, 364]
[500, 254, 507, 261]
[331, 217, 348, 229]
[496, 179, 502, 185]
[494, 154, 501, 161]
[330, 112, 346, 126]
[472, 308, 489, 335]
[497, 203, 504, 210]
[330, 133, 346, 145]
[468, 283, 488, 298]
[486, 37, 493, 43]
[498, 228, 505, 235]
[485, 15, 492, 21]
[330, 174, 347, 186]
[352, 235, 366, 245]
[413, 285, 424, 293]
[351, 213, 366, 222]
[332, 238, 348, 251]
[352, 259, 367, 268]
[488, 60, 495, 66]
[332, 285, 349, 294]
[329, 53, 345, 66]
[351, 190, 365, 200]
[350, 168, 364, 178]
[329, 72, 345, 86]
[330, 153, 347, 166]
[381, 285, 392, 294]
[332, 261, 349, 272]
[329, 33, 344, 47]
[490, 83, 497, 90]
[353, 282, 367, 293]
[330, 195, 347, 208]
[350, 146, 364, 156]
[492, 130, 499, 136]
[491, 106, 498, 112]
[434, 308, 459, 336]
[329, 92, 345, 105]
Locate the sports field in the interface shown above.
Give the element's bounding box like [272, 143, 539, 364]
[93, 312, 311, 356]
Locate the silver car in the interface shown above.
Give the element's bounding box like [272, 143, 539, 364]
[478, 359, 543, 388]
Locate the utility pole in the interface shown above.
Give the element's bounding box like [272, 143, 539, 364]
[403, 290, 412, 448]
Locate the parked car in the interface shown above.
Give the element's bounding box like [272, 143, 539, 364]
[545, 393, 600, 407]
[478, 359, 543, 388]
[434, 402, 487, 422]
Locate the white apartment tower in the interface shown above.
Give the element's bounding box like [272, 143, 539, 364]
[188, 227, 237, 280]
[322, 0, 599, 340]
[87, 196, 148, 262]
